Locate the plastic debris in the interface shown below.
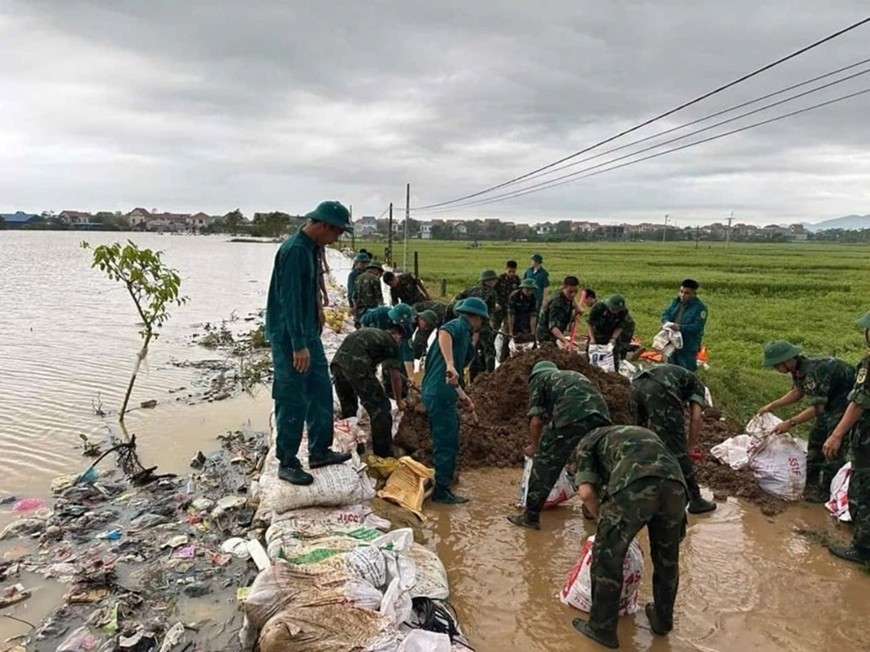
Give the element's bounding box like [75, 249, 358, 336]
[57, 626, 99, 652]
[191, 497, 215, 512]
[159, 622, 186, 652]
[140, 399, 158, 409]
[246, 539, 272, 571]
[162, 534, 189, 549]
[51, 473, 80, 494]
[0, 583, 31, 607]
[175, 544, 196, 559]
[221, 537, 251, 559]
[13, 497, 47, 513]
[96, 529, 123, 541]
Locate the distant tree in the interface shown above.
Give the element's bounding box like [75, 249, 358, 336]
[251, 211, 292, 238]
[0, 216, 5, 230]
[431, 224, 453, 240]
[222, 209, 247, 235]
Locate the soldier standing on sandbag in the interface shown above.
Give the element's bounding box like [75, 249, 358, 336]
[758, 340, 856, 503]
[507, 361, 611, 531]
[630, 364, 717, 514]
[493, 260, 521, 362]
[447, 270, 499, 380]
[353, 260, 385, 327]
[823, 311, 870, 564]
[572, 425, 687, 650]
[265, 201, 354, 486]
[537, 276, 580, 347]
[421, 297, 489, 505]
[331, 326, 408, 458]
[587, 294, 636, 372]
[506, 278, 539, 356]
[383, 270, 429, 306]
[660, 279, 707, 371]
[346, 252, 370, 312]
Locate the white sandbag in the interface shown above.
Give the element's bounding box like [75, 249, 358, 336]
[618, 359, 637, 379]
[559, 534, 643, 616]
[747, 434, 807, 501]
[746, 413, 782, 438]
[517, 457, 576, 509]
[710, 434, 753, 470]
[825, 462, 852, 522]
[407, 544, 450, 600]
[256, 604, 399, 652]
[652, 329, 671, 352]
[399, 629, 453, 652]
[587, 344, 615, 373]
[346, 545, 388, 589]
[266, 524, 382, 563]
[268, 504, 391, 540]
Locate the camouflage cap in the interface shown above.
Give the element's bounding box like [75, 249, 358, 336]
[762, 340, 802, 367]
[605, 294, 627, 312]
[366, 260, 384, 271]
[520, 278, 537, 289]
[388, 303, 416, 325]
[479, 269, 498, 282]
[858, 311, 870, 330]
[418, 309, 439, 325]
[529, 360, 558, 379]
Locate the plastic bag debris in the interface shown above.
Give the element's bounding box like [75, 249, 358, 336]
[377, 457, 435, 520]
[222, 537, 252, 559]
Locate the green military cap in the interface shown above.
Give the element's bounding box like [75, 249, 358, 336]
[762, 340, 802, 367]
[354, 252, 371, 263]
[388, 303, 416, 325]
[531, 253, 543, 263]
[419, 310, 439, 325]
[305, 200, 353, 233]
[520, 278, 537, 289]
[858, 311, 870, 329]
[366, 260, 384, 271]
[455, 297, 490, 319]
[529, 360, 558, 379]
[479, 269, 498, 282]
[605, 294, 627, 312]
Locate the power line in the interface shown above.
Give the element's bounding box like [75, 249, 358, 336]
[419, 86, 870, 212]
[414, 16, 870, 211]
[420, 66, 870, 212]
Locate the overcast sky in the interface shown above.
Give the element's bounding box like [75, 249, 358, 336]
[1, 1, 869, 225]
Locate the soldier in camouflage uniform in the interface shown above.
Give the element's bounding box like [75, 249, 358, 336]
[537, 276, 580, 346]
[571, 425, 688, 649]
[492, 261, 521, 362]
[506, 279, 539, 356]
[507, 361, 612, 530]
[758, 340, 857, 502]
[346, 252, 371, 311]
[447, 270, 499, 381]
[413, 301, 448, 360]
[631, 363, 716, 514]
[823, 311, 870, 564]
[587, 294, 636, 372]
[353, 260, 385, 326]
[331, 325, 407, 457]
[360, 304, 416, 399]
[383, 270, 429, 306]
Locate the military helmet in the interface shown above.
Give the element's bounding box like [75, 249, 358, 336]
[605, 294, 627, 312]
[354, 252, 371, 263]
[305, 201, 353, 233]
[857, 311, 870, 330]
[388, 303, 416, 326]
[455, 297, 489, 319]
[418, 309, 439, 325]
[762, 340, 802, 367]
[479, 269, 498, 282]
[530, 360, 558, 379]
[366, 260, 384, 271]
[520, 278, 537, 289]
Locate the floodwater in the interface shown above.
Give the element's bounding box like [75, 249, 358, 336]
[1, 231, 869, 651]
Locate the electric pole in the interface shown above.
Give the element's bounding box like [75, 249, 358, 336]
[349, 204, 354, 250]
[726, 211, 733, 249]
[662, 214, 669, 243]
[387, 203, 393, 265]
[403, 183, 410, 271]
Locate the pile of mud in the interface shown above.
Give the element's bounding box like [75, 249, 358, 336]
[395, 348, 788, 514]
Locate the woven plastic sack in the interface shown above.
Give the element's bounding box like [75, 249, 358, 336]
[825, 462, 852, 522]
[517, 457, 576, 509]
[559, 534, 643, 616]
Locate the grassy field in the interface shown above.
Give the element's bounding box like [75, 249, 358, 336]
[357, 239, 870, 423]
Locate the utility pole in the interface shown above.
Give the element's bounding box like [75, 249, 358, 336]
[662, 214, 669, 243]
[387, 203, 393, 265]
[403, 183, 410, 271]
[349, 204, 354, 250]
[695, 225, 700, 249]
[726, 211, 733, 249]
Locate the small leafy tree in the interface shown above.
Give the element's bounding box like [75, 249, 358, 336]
[82, 241, 188, 425]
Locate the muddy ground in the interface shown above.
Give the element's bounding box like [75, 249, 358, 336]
[395, 348, 787, 514]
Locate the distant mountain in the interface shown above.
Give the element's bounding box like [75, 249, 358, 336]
[807, 214, 870, 231]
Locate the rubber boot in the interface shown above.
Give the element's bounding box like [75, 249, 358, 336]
[507, 512, 541, 530]
[829, 543, 870, 565]
[687, 481, 717, 514]
[803, 483, 828, 504]
[309, 450, 352, 469]
[645, 603, 671, 636]
[278, 463, 314, 486]
[572, 618, 619, 649]
[432, 487, 469, 505]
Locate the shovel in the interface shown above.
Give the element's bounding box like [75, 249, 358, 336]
[454, 385, 479, 424]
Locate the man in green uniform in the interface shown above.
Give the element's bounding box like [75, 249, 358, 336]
[631, 363, 716, 514]
[537, 276, 580, 347]
[572, 425, 688, 649]
[587, 294, 636, 372]
[523, 253, 550, 312]
[353, 260, 385, 326]
[360, 304, 417, 398]
[506, 278, 539, 356]
[493, 260, 520, 362]
[265, 201, 353, 485]
[661, 279, 707, 372]
[758, 340, 857, 502]
[383, 270, 429, 306]
[422, 297, 489, 504]
[448, 270, 499, 380]
[823, 311, 870, 564]
[331, 325, 407, 458]
[412, 301, 447, 360]
[346, 252, 371, 311]
[507, 361, 612, 530]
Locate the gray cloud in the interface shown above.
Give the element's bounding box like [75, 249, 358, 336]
[1, 0, 868, 223]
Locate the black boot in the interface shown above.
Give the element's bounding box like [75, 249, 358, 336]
[309, 450, 352, 469]
[687, 481, 716, 514]
[572, 618, 619, 649]
[645, 603, 671, 636]
[432, 487, 469, 505]
[278, 463, 313, 486]
[829, 543, 870, 565]
[507, 512, 540, 530]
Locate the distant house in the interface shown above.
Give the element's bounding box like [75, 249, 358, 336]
[420, 222, 433, 239]
[535, 223, 554, 235]
[149, 212, 190, 232]
[1, 211, 42, 229]
[58, 210, 93, 225]
[188, 212, 215, 230]
[453, 222, 468, 236]
[126, 207, 152, 229]
[355, 216, 379, 235]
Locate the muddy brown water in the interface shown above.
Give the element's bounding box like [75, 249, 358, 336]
[2, 233, 868, 650]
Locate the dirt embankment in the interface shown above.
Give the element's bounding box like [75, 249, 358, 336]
[395, 348, 786, 514]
